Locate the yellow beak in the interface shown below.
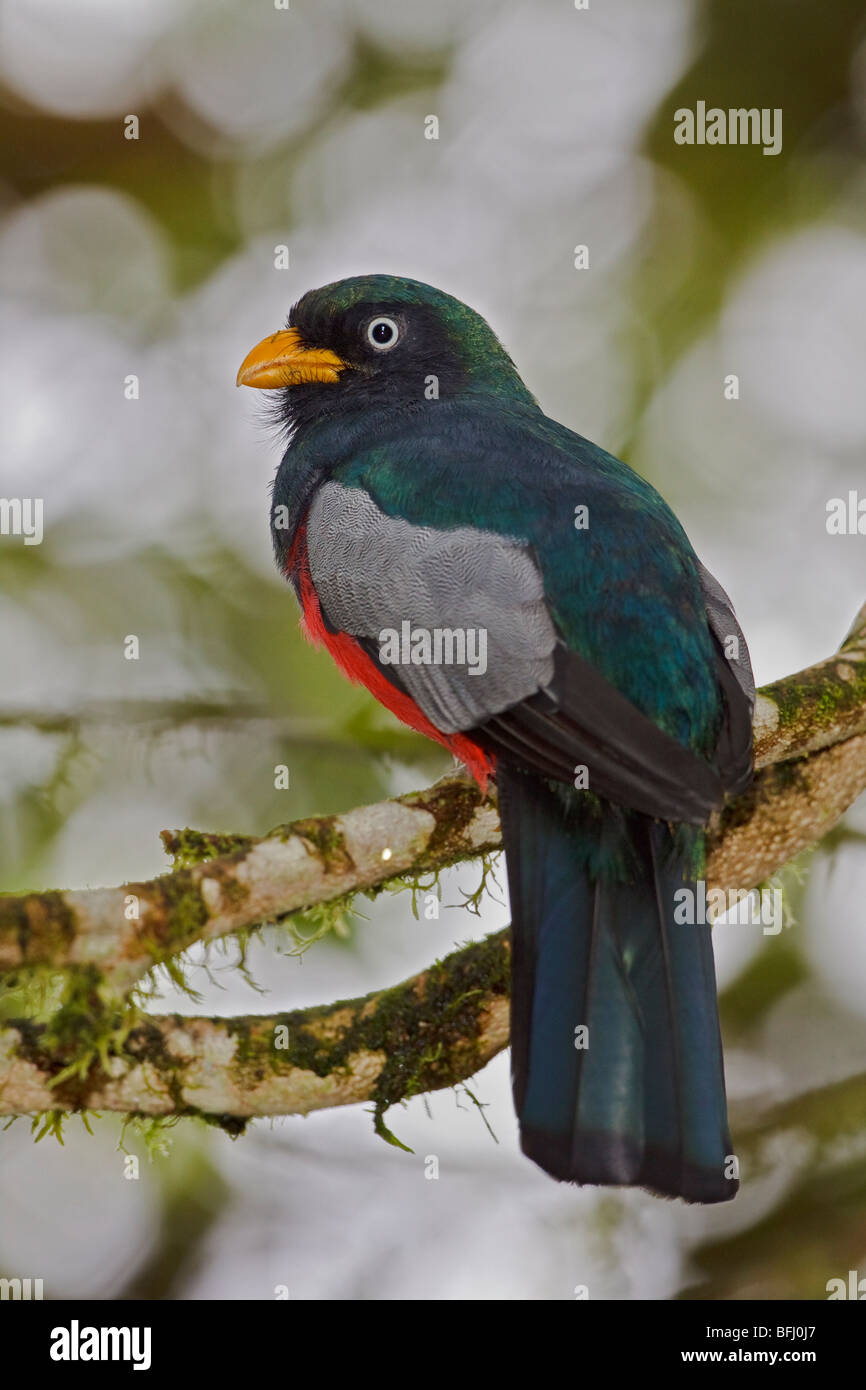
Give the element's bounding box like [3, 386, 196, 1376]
[236, 327, 347, 389]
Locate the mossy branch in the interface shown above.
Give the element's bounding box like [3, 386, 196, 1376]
[0, 600, 865, 1128]
[0, 934, 512, 1122]
[4, 935, 866, 1200]
[0, 775, 501, 991]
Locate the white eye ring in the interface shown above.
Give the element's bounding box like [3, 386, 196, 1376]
[366, 316, 400, 351]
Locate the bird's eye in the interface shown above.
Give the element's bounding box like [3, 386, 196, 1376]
[366, 316, 400, 351]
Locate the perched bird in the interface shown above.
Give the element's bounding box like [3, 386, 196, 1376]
[238, 275, 754, 1203]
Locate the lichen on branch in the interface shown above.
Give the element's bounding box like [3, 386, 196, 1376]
[0, 598, 864, 1132]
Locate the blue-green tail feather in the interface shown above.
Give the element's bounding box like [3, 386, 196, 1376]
[499, 767, 737, 1204]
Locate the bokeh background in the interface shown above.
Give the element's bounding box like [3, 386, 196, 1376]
[1, 0, 866, 1300]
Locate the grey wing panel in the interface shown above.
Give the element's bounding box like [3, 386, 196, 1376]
[306, 480, 557, 734]
[697, 561, 755, 711]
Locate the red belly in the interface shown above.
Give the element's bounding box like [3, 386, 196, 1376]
[288, 526, 494, 790]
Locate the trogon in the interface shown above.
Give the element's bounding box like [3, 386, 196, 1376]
[238, 275, 754, 1204]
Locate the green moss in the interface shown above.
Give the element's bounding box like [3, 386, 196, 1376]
[138, 869, 209, 959]
[139, 777, 499, 989]
[404, 777, 491, 868]
[8, 929, 511, 1146]
[767, 660, 866, 731]
[0, 889, 78, 967]
[9, 966, 139, 1105]
[220, 876, 252, 909]
[12, 1011, 257, 1139]
[123, 1016, 176, 1068]
[367, 932, 509, 1143]
[31, 1109, 69, 1144]
[160, 828, 256, 870]
[119, 1113, 178, 1159]
[273, 814, 354, 873]
[273, 896, 355, 952]
[0, 961, 67, 1022]
[3, 777, 499, 1146]
[374, 851, 502, 922]
[225, 930, 510, 1148]
[121, 1021, 248, 1132]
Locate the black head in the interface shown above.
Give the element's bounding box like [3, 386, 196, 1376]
[237, 274, 535, 433]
